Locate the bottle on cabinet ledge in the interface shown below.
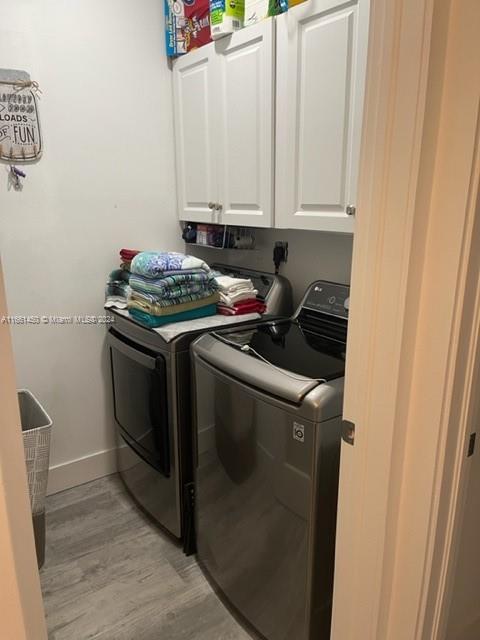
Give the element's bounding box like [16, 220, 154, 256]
[181, 222, 256, 250]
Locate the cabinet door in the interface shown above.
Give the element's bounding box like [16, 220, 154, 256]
[173, 44, 217, 223]
[214, 20, 275, 228]
[276, 0, 369, 232]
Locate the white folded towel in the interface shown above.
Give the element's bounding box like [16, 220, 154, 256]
[214, 275, 255, 294]
[219, 289, 259, 306]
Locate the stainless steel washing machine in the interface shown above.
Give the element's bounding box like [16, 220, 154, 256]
[192, 280, 349, 638]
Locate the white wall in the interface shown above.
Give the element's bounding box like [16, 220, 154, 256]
[188, 228, 353, 307]
[0, 0, 182, 492]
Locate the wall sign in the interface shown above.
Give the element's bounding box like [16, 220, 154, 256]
[0, 69, 42, 162]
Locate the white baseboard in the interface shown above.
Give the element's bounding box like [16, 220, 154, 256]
[47, 448, 117, 496]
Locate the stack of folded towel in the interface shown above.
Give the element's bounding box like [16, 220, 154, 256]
[120, 248, 139, 272]
[105, 248, 140, 309]
[127, 251, 219, 328]
[215, 275, 267, 316]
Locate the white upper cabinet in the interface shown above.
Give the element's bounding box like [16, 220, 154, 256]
[173, 45, 217, 223]
[275, 0, 370, 232]
[173, 2, 369, 232]
[173, 21, 275, 227]
[215, 20, 274, 227]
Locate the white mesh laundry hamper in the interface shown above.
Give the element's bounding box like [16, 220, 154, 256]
[19, 389, 53, 568]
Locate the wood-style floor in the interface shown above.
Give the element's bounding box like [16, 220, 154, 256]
[40, 475, 253, 640]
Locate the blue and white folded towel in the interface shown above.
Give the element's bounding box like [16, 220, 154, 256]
[130, 252, 210, 279]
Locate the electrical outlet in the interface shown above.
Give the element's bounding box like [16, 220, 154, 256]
[275, 241, 288, 263]
[273, 241, 289, 274]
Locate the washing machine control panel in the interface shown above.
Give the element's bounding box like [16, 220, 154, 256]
[301, 281, 350, 319]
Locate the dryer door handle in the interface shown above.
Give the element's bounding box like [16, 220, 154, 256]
[108, 329, 156, 369]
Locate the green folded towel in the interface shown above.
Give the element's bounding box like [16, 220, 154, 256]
[128, 304, 217, 328]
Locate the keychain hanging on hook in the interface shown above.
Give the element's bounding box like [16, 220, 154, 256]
[8, 165, 26, 191]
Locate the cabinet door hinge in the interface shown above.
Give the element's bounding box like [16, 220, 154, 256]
[346, 205, 356, 216]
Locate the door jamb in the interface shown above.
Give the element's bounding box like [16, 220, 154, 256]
[331, 0, 480, 638]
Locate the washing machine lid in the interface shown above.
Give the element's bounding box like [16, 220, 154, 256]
[216, 319, 346, 382]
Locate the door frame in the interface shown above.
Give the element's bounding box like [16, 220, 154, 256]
[0, 258, 48, 639]
[331, 0, 480, 638]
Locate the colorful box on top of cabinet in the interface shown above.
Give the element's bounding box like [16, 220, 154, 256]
[244, 0, 287, 27]
[164, 0, 212, 56]
[210, 0, 245, 38]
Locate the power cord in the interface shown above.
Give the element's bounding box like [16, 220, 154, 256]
[211, 332, 327, 384]
[273, 242, 288, 275]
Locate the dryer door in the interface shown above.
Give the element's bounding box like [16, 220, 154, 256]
[109, 329, 170, 476]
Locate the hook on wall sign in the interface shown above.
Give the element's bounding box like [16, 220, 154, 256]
[8, 165, 26, 191]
